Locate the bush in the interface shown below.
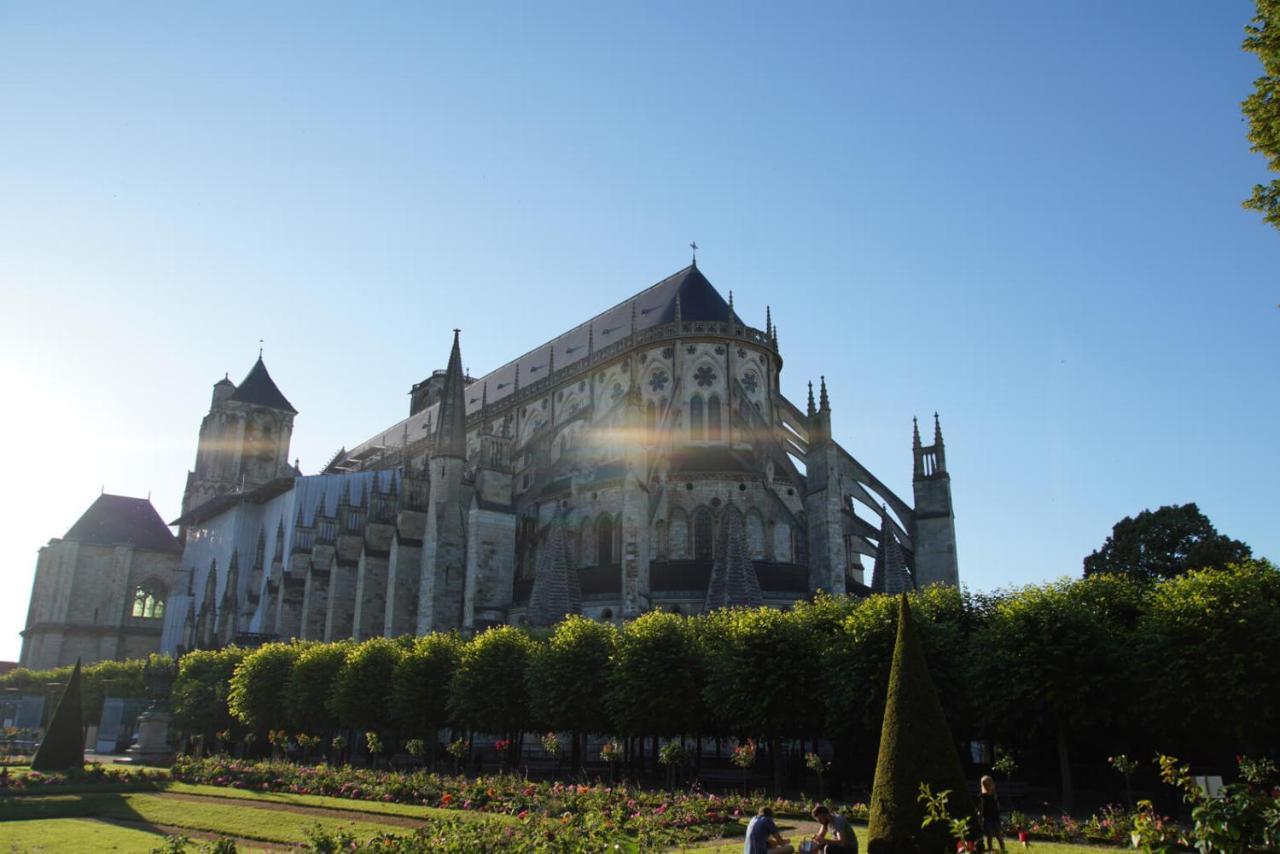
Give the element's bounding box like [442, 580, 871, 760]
[867, 595, 974, 854]
[31, 660, 84, 772]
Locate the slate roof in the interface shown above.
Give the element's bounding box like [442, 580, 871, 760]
[346, 264, 744, 458]
[64, 494, 182, 554]
[229, 357, 297, 413]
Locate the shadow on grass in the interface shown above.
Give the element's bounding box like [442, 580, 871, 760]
[0, 791, 175, 839]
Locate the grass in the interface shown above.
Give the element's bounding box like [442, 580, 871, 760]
[0, 818, 174, 853]
[0, 792, 409, 845]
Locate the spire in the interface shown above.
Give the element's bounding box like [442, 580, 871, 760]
[433, 329, 468, 459]
[727, 290, 735, 322]
[765, 305, 772, 337]
[913, 417, 923, 479]
[807, 381, 817, 418]
[587, 325, 594, 356]
[933, 412, 944, 446]
[819, 376, 830, 413]
[514, 361, 521, 392]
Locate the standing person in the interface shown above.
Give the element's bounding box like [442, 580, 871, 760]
[810, 805, 858, 853]
[745, 806, 793, 854]
[979, 775, 1006, 852]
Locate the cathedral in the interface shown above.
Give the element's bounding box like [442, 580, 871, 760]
[22, 262, 960, 667]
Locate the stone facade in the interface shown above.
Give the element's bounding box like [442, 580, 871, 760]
[20, 495, 182, 669]
[158, 263, 960, 654]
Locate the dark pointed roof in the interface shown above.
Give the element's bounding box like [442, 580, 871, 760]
[872, 512, 913, 595]
[64, 494, 182, 554]
[527, 514, 582, 627]
[705, 507, 763, 610]
[433, 330, 467, 459]
[228, 357, 296, 413]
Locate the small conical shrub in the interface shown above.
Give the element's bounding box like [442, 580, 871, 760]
[31, 658, 85, 772]
[867, 595, 974, 853]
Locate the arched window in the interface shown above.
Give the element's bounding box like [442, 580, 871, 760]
[132, 584, 166, 620]
[655, 520, 668, 560]
[689, 395, 705, 439]
[693, 508, 715, 561]
[646, 401, 656, 436]
[707, 395, 722, 440]
[597, 514, 614, 565]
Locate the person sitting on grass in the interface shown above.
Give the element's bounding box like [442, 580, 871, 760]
[745, 805, 793, 854]
[810, 804, 857, 853]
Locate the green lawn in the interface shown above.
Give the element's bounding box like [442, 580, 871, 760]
[0, 818, 172, 853]
[0, 792, 407, 846]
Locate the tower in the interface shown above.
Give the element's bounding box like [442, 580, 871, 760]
[912, 414, 959, 587]
[804, 377, 849, 594]
[417, 330, 470, 633]
[181, 357, 297, 526]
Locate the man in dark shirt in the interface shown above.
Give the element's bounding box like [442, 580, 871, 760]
[745, 806, 793, 854]
[811, 804, 858, 853]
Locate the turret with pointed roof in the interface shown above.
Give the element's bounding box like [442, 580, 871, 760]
[433, 330, 468, 460]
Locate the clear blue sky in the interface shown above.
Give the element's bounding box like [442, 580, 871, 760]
[1, 2, 1275, 661]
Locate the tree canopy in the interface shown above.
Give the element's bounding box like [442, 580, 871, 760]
[1083, 503, 1251, 580]
[1243, 0, 1280, 228]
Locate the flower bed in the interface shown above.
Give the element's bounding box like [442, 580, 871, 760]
[172, 757, 868, 845]
[0, 763, 162, 794]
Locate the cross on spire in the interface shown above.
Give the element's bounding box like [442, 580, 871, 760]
[258, 339, 264, 359]
[690, 241, 698, 265]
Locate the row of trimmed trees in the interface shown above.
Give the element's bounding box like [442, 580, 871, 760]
[163, 560, 1280, 803]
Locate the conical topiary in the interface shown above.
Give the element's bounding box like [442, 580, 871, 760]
[31, 658, 85, 772]
[867, 595, 974, 853]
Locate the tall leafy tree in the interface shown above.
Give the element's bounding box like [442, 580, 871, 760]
[171, 647, 247, 745]
[329, 637, 403, 735]
[1243, 0, 1280, 228]
[287, 641, 351, 734]
[228, 642, 302, 736]
[526, 615, 617, 773]
[607, 611, 705, 741]
[390, 632, 462, 749]
[702, 606, 822, 794]
[1136, 560, 1280, 758]
[974, 580, 1129, 812]
[448, 625, 539, 766]
[1083, 503, 1251, 580]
